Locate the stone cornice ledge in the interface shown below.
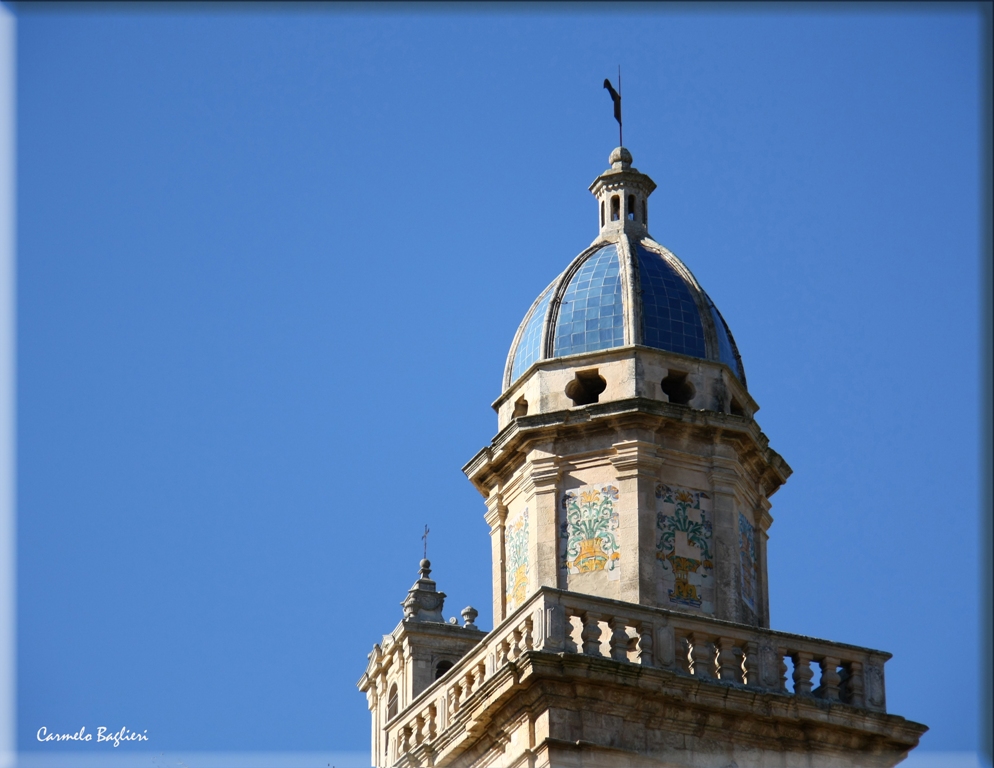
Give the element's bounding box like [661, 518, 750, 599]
[463, 397, 792, 496]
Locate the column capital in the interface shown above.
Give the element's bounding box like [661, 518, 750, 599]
[523, 452, 560, 494]
[610, 439, 662, 479]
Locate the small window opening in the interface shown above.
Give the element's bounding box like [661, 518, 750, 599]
[513, 396, 528, 418]
[610, 195, 620, 221]
[627, 194, 636, 221]
[434, 660, 454, 680]
[387, 683, 398, 719]
[642, 199, 647, 226]
[730, 397, 745, 417]
[565, 369, 607, 406]
[600, 201, 605, 228]
[661, 371, 694, 406]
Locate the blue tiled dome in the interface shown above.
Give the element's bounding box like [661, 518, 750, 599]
[505, 236, 746, 390]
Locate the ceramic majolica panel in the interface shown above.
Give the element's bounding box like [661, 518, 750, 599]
[656, 484, 714, 613]
[559, 484, 621, 581]
[504, 507, 529, 612]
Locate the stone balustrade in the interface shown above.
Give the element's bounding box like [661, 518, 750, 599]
[383, 587, 890, 766]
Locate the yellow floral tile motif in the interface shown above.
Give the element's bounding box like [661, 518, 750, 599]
[505, 508, 529, 612]
[559, 484, 621, 581]
[656, 484, 714, 613]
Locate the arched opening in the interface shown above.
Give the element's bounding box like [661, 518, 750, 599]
[513, 396, 528, 418]
[661, 371, 694, 406]
[627, 194, 636, 221]
[610, 195, 620, 221]
[387, 683, 399, 719]
[565, 369, 607, 406]
[600, 201, 605, 227]
[435, 660, 454, 680]
[642, 199, 647, 226]
[730, 397, 745, 417]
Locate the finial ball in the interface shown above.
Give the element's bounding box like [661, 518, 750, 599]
[610, 146, 632, 168]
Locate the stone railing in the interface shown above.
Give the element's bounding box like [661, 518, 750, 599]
[383, 587, 889, 766]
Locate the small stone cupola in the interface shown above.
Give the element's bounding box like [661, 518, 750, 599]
[357, 560, 485, 765]
[590, 146, 656, 238]
[402, 559, 446, 623]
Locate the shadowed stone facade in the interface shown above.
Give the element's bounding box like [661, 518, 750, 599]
[358, 147, 926, 768]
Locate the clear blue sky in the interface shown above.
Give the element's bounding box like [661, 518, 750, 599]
[17, 5, 982, 759]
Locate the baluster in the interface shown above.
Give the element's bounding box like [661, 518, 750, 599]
[637, 623, 654, 667]
[791, 652, 814, 696]
[716, 637, 740, 682]
[679, 636, 693, 674]
[427, 704, 437, 741]
[562, 612, 579, 654]
[522, 616, 534, 651]
[462, 669, 475, 697]
[689, 633, 714, 679]
[609, 617, 629, 661]
[414, 714, 424, 746]
[400, 726, 411, 753]
[580, 613, 604, 657]
[450, 681, 463, 714]
[777, 646, 789, 691]
[476, 660, 487, 687]
[841, 661, 865, 707]
[496, 638, 509, 667]
[507, 628, 522, 662]
[817, 657, 841, 701]
[742, 640, 760, 686]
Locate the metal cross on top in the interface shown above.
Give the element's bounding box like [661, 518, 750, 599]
[603, 66, 622, 147]
[422, 524, 430, 560]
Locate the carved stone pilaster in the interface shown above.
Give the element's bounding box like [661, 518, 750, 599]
[708, 458, 744, 624]
[485, 490, 507, 624]
[611, 439, 663, 606]
[523, 447, 560, 596]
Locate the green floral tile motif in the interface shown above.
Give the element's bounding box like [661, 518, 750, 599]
[656, 484, 714, 613]
[505, 508, 529, 612]
[559, 484, 621, 581]
[739, 513, 758, 612]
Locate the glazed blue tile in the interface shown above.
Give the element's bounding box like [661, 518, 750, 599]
[636, 245, 706, 359]
[706, 295, 745, 383]
[553, 244, 625, 357]
[510, 281, 555, 382]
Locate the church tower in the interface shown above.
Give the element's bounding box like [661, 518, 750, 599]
[359, 147, 926, 768]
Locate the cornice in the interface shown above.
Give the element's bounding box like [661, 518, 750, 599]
[464, 397, 791, 498]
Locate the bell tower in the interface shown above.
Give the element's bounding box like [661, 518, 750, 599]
[359, 145, 926, 768]
[469, 148, 784, 630]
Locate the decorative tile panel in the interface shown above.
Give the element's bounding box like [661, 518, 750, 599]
[559, 484, 621, 581]
[505, 508, 529, 612]
[739, 513, 758, 612]
[656, 485, 714, 613]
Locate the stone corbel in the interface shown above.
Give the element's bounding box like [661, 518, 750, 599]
[483, 487, 507, 531]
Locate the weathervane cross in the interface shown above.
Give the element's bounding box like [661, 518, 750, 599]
[603, 66, 622, 146]
[422, 524, 430, 560]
